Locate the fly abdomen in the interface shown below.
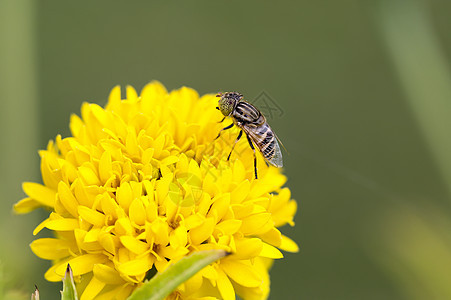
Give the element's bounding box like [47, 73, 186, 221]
[261, 138, 276, 158]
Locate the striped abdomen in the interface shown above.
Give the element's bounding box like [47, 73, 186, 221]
[241, 122, 283, 168]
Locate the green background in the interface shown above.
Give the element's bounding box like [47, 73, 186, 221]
[2, 0, 451, 299]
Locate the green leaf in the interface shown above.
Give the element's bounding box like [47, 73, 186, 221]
[61, 264, 78, 300]
[128, 249, 229, 300]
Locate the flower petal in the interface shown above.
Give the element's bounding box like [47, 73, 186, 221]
[30, 238, 71, 260]
[232, 238, 263, 260]
[78, 206, 105, 227]
[45, 218, 79, 231]
[57, 254, 108, 277]
[120, 236, 149, 255]
[279, 234, 299, 253]
[221, 260, 262, 288]
[260, 242, 284, 259]
[58, 181, 79, 217]
[240, 213, 272, 235]
[216, 267, 235, 300]
[80, 276, 105, 300]
[93, 264, 125, 284]
[22, 182, 56, 207]
[13, 197, 41, 214]
[117, 255, 153, 276]
[190, 217, 215, 245]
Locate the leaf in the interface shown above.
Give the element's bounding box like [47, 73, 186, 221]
[128, 250, 228, 300]
[31, 286, 40, 300]
[61, 264, 79, 300]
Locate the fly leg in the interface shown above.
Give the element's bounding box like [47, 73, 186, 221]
[215, 123, 234, 140]
[246, 134, 258, 179]
[227, 130, 243, 161]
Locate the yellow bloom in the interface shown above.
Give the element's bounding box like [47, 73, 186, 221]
[15, 82, 298, 300]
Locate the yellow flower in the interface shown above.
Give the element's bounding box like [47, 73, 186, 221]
[15, 82, 298, 300]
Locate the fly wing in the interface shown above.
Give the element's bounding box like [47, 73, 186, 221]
[241, 122, 283, 168]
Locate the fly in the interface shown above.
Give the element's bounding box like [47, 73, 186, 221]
[215, 92, 283, 179]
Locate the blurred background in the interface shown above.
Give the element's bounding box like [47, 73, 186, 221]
[1, 0, 451, 299]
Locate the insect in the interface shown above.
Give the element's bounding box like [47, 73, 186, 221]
[215, 92, 283, 179]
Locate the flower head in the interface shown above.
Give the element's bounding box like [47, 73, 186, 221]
[15, 82, 298, 300]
